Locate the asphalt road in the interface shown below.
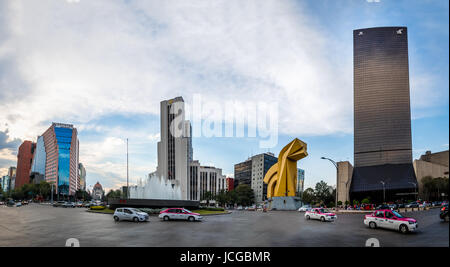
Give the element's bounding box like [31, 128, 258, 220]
[0, 204, 448, 247]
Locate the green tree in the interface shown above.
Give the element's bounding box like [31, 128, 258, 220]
[201, 191, 214, 207]
[226, 190, 238, 206]
[301, 188, 315, 205]
[215, 190, 228, 207]
[235, 184, 255, 206]
[361, 198, 370, 204]
[314, 181, 334, 206]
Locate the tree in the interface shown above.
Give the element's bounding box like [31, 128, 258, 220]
[235, 184, 255, 206]
[215, 190, 228, 207]
[361, 198, 370, 204]
[314, 181, 334, 206]
[301, 188, 315, 205]
[201, 191, 214, 207]
[226, 190, 238, 206]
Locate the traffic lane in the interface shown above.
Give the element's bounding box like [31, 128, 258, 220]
[0, 205, 447, 247]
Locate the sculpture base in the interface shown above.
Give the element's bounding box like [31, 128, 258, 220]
[268, 196, 302, 211]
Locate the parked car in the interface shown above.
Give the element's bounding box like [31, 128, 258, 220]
[7, 200, 15, 207]
[113, 208, 149, 222]
[53, 201, 66, 207]
[298, 205, 311, 212]
[376, 204, 391, 210]
[364, 209, 417, 234]
[405, 202, 419, 208]
[62, 202, 76, 208]
[15, 202, 22, 207]
[440, 204, 448, 222]
[432, 201, 442, 207]
[75, 202, 83, 208]
[159, 208, 203, 222]
[305, 208, 337, 222]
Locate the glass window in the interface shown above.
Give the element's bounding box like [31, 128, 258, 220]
[376, 211, 384, 218]
[385, 211, 394, 219]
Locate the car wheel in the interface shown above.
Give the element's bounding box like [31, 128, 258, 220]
[321, 217, 325, 222]
[369, 222, 377, 229]
[188, 216, 195, 222]
[133, 217, 139, 222]
[114, 216, 119, 222]
[306, 215, 310, 220]
[399, 224, 408, 234]
[163, 216, 170, 221]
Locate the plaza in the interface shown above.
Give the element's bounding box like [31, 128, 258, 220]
[0, 204, 447, 247]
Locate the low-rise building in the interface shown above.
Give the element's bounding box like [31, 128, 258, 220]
[413, 150, 449, 199]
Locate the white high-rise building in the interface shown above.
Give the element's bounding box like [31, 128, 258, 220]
[156, 97, 193, 200]
[189, 160, 227, 202]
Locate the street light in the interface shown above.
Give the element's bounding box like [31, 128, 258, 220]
[321, 157, 339, 212]
[380, 180, 386, 204]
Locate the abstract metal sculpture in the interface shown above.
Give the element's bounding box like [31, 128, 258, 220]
[264, 138, 308, 198]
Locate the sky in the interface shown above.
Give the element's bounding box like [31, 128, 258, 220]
[0, 0, 448, 193]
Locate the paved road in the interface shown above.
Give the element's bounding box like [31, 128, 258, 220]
[0, 204, 448, 247]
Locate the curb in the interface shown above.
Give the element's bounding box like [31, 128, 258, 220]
[86, 210, 114, 215]
[200, 211, 232, 216]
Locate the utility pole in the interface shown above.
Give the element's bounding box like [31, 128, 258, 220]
[321, 157, 339, 212]
[127, 138, 129, 199]
[380, 180, 386, 204]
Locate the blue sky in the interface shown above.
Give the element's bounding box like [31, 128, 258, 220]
[0, 0, 448, 192]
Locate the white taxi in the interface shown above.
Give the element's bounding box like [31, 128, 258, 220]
[364, 209, 417, 234]
[305, 208, 337, 222]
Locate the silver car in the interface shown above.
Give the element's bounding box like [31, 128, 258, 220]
[159, 208, 203, 222]
[113, 208, 149, 222]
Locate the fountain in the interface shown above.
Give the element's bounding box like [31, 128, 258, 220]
[129, 173, 182, 200]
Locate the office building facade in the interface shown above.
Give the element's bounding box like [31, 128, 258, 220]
[156, 97, 193, 200]
[234, 152, 278, 203]
[350, 27, 417, 202]
[188, 160, 226, 202]
[16, 141, 36, 188]
[296, 168, 305, 196]
[32, 123, 80, 196]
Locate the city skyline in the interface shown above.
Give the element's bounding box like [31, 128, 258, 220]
[0, 0, 448, 193]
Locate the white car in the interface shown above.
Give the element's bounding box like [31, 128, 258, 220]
[298, 205, 311, 212]
[305, 208, 337, 222]
[364, 209, 417, 234]
[113, 207, 150, 222]
[159, 208, 203, 222]
[15, 202, 22, 207]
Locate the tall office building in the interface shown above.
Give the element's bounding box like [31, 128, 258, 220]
[156, 97, 193, 200]
[296, 168, 305, 196]
[350, 27, 417, 202]
[78, 163, 86, 191]
[189, 160, 227, 202]
[234, 152, 278, 203]
[16, 141, 36, 188]
[8, 167, 16, 190]
[32, 123, 80, 196]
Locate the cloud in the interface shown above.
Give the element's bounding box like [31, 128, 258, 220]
[0, 129, 21, 151]
[0, 0, 354, 142]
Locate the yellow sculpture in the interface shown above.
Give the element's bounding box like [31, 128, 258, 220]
[264, 138, 308, 198]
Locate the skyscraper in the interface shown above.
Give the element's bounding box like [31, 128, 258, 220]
[156, 97, 193, 200]
[350, 27, 417, 202]
[234, 152, 278, 203]
[16, 141, 35, 188]
[33, 123, 80, 196]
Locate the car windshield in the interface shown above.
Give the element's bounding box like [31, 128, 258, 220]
[392, 210, 404, 218]
[131, 208, 142, 213]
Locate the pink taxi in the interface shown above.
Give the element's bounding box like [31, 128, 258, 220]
[305, 208, 337, 222]
[364, 209, 417, 234]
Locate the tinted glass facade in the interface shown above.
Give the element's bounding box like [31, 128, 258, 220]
[55, 127, 73, 195]
[351, 27, 417, 202]
[353, 27, 412, 167]
[234, 160, 252, 186]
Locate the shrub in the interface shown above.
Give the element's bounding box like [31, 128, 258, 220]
[90, 205, 106, 210]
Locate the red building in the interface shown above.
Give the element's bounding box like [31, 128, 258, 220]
[226, 177, 235, 191]
[16, 141, 36, 188]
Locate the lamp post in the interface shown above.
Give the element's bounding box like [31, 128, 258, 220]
[380, 180, 386, 204]
[321, 157, 339, 212]
[408, 182, 417, 201]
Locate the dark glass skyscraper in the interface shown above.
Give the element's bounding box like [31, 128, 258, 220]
[350, 27, 417, 202]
